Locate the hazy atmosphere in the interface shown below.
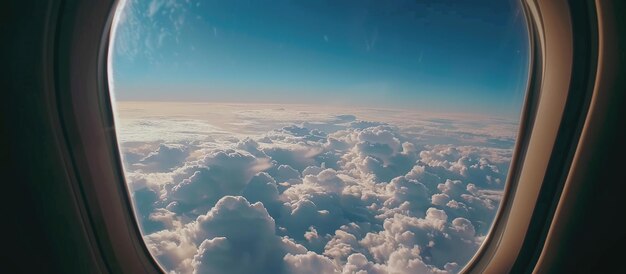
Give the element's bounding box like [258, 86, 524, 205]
[110, 0, 529, 273]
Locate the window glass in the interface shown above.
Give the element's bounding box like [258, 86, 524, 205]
[109, 0, 529, 273]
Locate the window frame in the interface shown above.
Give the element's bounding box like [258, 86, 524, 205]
[47, 0, 602, 273]
[462, 0, 599, 272]
[47, 0, 164, 272]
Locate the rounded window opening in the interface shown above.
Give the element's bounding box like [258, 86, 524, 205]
[109, 0, 530, 273]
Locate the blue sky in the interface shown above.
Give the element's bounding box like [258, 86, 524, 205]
[110, 0, 529, 117]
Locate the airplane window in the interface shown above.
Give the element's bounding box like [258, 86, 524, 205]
[109, 0, 529, 273]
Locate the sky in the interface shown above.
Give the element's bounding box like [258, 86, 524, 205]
[109, 2, 528, 272]
[110, 0, 530, 117]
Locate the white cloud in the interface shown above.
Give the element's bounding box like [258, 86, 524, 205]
[241, 172, 281, 214]
[132, 143, 188, 172]
[147, 0, 164, 18]
[284, 252, 339, 274]
[116, 103, 517, 273]
[383, 176, 431, 211]
[342, 253, 387, 274]
[188, 196, 287, 274]
[146, 196, 309, 273]
[324, 230, 360, 261]
[386, 246, 448, 274]
[166, 150, 271, 214]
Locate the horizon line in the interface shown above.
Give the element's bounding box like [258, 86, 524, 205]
[113, 99, 521, 121]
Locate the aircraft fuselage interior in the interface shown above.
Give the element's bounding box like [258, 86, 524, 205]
[2, 0, 625, 273]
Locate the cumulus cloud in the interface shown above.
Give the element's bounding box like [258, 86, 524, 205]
[383, 176, 431, 212]
[342, 253, 387, 274]
[284, 252, 339, 274]
[166, 150, 271, 214]
[116, 103, 516, 273]
[189, 196, 287, 274]
[132, 143, 189, 172]
[146, 196, 310, 273]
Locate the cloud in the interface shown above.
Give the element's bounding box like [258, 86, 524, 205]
[147, 0, 164, 18]
[357, 208, 479, 271]
[323, 229, 361, 261]
[386, 246, 449, 274]
[242, 172, 282, 216]
[132, 143, 188, 172]
[189, 196, 286, 274]
[274, 164, 301, 182]
[166, 150, 271, 214]
[383, 176, 431, 212]
[417, 145, 509, 188]
[341, 253, 387, 274]
[113, 0, 198, 64]
[146, 196, 310, 273]
[132, 187, 167, 234]
[360, 209, 448, 263]
[334, 125, 420, 183]
[284, 252, 339, 274]
[116, 103, 517, 273]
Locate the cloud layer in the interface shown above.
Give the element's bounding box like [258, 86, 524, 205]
[117, 103, 515, 273]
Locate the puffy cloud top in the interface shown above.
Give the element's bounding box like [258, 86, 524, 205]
[118, 106, 515, 274]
